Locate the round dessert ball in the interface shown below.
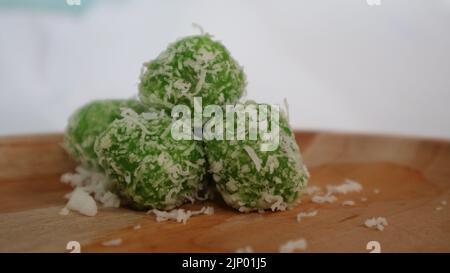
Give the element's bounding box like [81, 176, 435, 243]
[139, 34, 246, 110]
[205, 102, 309, 212]
[64, 99, 147, 170]
[94, 109, 207, 210]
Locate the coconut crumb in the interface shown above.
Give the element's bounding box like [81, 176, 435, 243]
[235, 246, 254, 253]
[279, 238, 307, 253]
[364, 217, 388, 231]
[59, 207, 70, 216]
[311, 194, 337, 204]
[440, 200, 447, 206]
[66, 187, 97, 217]
[342, 200, 355, 206]
[100, 191, 120, 208]
[310, 179, 363, 205]
[60, 166, 90, 187]
[327, 179, 363, 195]
[199, 206, 215, 216]
[192, 22, 205, 35]
[296, 210, 318, 222]
[149, 206, 214, 224]
[270, 197, 287, 211]
[302, 186, 321, 196]
[102, 238, 122, 247]
[133, 224, 141, 230]
[435, 206, 443, 211]
[60, 166, 120, 216]
[283, 98, 290, 124]
[360, 197, 368, 202]
[373, 188, 380, 194]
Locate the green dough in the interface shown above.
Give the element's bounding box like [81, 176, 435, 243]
[94, 109, 207, 210]
[205, 102, 309, 212]
[139, 34, 246, 110]
[64, 99, 147, 170]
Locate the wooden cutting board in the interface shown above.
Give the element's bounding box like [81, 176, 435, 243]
[0, 132, 449, 253]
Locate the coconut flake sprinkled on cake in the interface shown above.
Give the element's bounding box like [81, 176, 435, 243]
[364, 217, 388, 231]
[283, 98, 290, 124]
[279, 238, 307, 253]
[296, 210, 318, 222]
[148, 206, 214, 224]
[99, 191, 120, 208]
[243, 145, 262, 172]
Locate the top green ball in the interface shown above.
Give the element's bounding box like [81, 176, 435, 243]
[64, 99, 147, 170]
[139, 34, 246, 110]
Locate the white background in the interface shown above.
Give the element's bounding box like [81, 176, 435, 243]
[1, 0, 449, 138]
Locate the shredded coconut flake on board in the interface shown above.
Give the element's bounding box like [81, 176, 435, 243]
[149, 206, 214, 224]
[59, 207, 70, 216]
[60, 166, 120, 216]
[435, 206, 443, 211]
[373, 188, 380, 194]
[133, 224, 141, 230]
[66, 187, 97, 216]
[302, 186, 321, 196]
[360, 197, 368, 202]
[235, 246, 254, 253]
[296, 210, 318, 222]
[364, 217, 388, 231]
[326, 179, 363, 195]
[342, 200, 355, 206]
[102, 238, 122, 247]
[61, 166, 91, 187]
[100, 191, 120, 208]
[441, 200, 447, 206]
[311, 194, 337, 204]
[279, 238, 307, 253]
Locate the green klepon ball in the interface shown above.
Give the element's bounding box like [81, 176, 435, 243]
[205, 102, 309, 212]
[94, 109, 207, 210]
[64, 99, 147, 170]
[138, 34, 246, 110]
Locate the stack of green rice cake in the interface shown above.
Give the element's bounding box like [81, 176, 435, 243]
[63, 33, 309, 212]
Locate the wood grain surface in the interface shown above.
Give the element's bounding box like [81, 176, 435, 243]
[0, 132, 449, 253]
